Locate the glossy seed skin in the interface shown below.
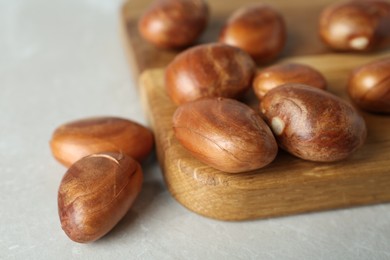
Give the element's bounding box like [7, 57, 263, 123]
[50, 117, 154, 167]
[219, 3, 286, 63]
[58, 153, 143, 243]
[261, 84, 367, 162]
[253, 63, 327, 100]
[319, 0, 390, 51]
[348, 57, 390, 113]
[165, 43, 256, 105]
[138, 0, 209, 49]
[173, 98, 278, 173]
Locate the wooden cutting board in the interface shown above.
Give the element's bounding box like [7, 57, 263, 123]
[121, 0, 390, 220]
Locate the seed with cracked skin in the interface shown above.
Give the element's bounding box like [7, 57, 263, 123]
[319, 0, 390, 51]
[348, 57, 390, 113]
[50, 117, 154, 167]
[58, 152, 143, 243]
[173, 97, 278, 173]
[260, 83, 367, 162]
[165, 43, 256, 105]
[138, 0, 209, 49]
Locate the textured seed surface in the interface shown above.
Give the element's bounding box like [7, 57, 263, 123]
[58, 152, 143, 243]
[348, 57, 390, 113]
[219, 3, 286, 63]
[173, 97, 278, 173]
[50, 117, 154, 167]
[261, 84, 367, 162]
[165, 43, 256, 105]
[253, 63, 327, 99]
[319, 0, 390, 51]
[138, 0, 209, 48]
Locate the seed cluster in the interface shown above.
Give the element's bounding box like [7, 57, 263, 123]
[50, 0, 390, 243]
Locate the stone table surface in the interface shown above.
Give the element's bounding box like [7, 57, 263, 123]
[1, 0, 389, 259]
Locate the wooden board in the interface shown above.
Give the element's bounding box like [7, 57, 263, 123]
[121, 0, 390, 220]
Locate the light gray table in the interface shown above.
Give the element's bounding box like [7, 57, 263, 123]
[1, 0, 389, 259]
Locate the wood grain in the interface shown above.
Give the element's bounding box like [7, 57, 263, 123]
[121, 0, 390, 220]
